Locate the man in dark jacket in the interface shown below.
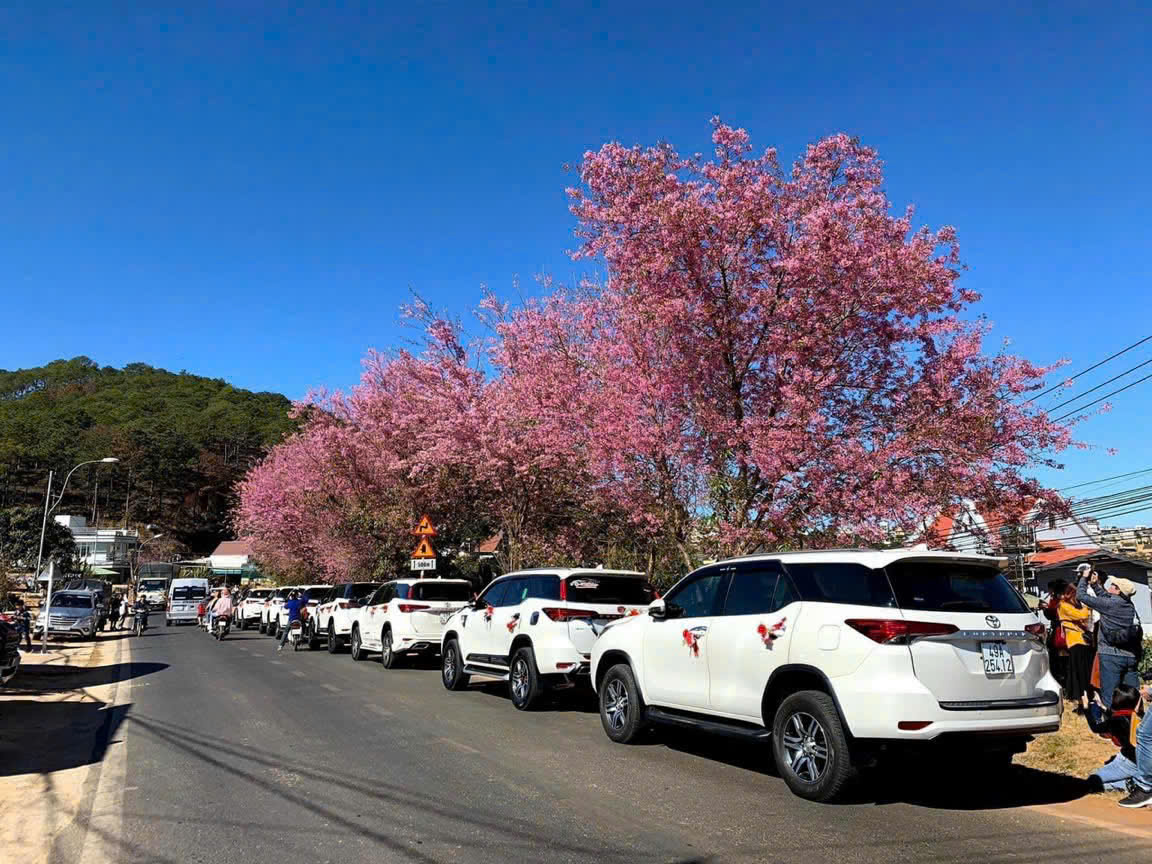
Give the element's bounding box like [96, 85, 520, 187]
[1078, 570, 1141, 708]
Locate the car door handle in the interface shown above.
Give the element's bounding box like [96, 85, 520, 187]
[688, 625, 708, 637]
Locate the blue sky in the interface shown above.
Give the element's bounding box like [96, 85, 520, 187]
[2, 2, 1149, 522]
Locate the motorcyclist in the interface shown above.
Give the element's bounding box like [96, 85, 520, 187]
[277, 590, 305, 651]
[132, 594, 149, 633]
[213, 589, 234, 634]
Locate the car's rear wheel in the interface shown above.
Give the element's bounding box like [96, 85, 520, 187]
[441, 638, 469, 691]
[380, 628, 399, 669]
[508, 647, 541, 711]
[599, 664, 646, 743]
[327, 623, 339, 654]
[771, 690, 855, 802]
[350, 626, 366, 661]
[258, 618, 266, 634]
[306, 621, 320, 651]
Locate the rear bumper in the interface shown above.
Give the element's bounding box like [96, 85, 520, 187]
[832, 656, 1063, 741]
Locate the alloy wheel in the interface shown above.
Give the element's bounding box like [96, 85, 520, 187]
[443, 645, 456, 684]
[511, 658, 529, 703]
[781, 711, 830, 783]
[603, 678, 629, 731]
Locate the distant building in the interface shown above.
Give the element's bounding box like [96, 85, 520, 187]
[206, 540, 260, 585]
[54, 515, 139, 567]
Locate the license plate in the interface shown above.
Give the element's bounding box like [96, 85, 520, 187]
[980, 641, 1014, 677]
[439, 613, 451, 625]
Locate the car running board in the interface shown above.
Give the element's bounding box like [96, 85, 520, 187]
[646, 707, 771, 741]
[463, 664, 510, 681]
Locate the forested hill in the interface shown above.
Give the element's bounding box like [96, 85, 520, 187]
[0, 357, 295, 554]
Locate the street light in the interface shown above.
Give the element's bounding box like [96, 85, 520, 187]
[36, 457, 120, 652]
[131, 530, 166, 592]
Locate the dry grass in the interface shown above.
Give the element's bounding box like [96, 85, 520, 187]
[1016, 701, 1123, 791]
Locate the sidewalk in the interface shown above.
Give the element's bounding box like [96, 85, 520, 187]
[0, 630, 132, 864]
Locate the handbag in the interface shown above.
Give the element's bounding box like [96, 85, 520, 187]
[1052, 623, 1068, 652]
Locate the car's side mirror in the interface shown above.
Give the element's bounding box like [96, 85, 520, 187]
[473, 598, 487, 611]
[648, 599, 667, 620]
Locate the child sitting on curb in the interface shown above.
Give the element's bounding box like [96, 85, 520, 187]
[1087, 684, 1143, 792]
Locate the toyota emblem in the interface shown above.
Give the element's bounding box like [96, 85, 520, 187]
[985, 615, 1001, 629]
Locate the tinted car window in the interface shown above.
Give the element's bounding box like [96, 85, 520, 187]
[665, 568, 727, 618]
[172, 586, 207, 600]
[524, 575, 561, 600]
[772, 573, 801, 611]
[51, 594, 94, 609]
[785, 563, 896, 608]
[412, 582, 472, 602]
[479, 580, 510, 608]
[722, 563, 783, 616]
[394, 584, 411, 600]
[886, 561, 1028, 613]
[498, 579, 528, 607]
[564, 575, 653, 605]
[347, 582, 379, 600]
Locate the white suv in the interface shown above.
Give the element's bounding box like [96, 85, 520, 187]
[237, 588, 274, 630]
[350, 578, 473, 667]
[310, 581, 379, 652]
[276, 585, 330, 638]
[590, 550, 1058, 802]
[441, 569, 654, 710]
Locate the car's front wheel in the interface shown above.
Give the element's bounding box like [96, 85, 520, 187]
[508, 647, 541, 711]
[327, 623, 339, 654]
[350, 626, 366, 661]
[771, 690, 855, 802]
[599, 664, 646, 743]
[441, 638, 469, 691]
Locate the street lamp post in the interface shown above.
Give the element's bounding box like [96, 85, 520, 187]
[37, 458, 119, 652]
[131, 528, 165, 596]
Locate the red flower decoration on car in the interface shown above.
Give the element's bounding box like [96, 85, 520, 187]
[506, 613, 519, 632]
[484, 604, 494, 623]
[627, 608, 642, 617]
[757, 618, 787, 649]
[682, 629, 700, 657]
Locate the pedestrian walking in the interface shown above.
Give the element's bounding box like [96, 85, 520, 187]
[1057, 582, 1095, 712]
[1077, 569, 1142, 708]
[118, 594, 130, 630]
[12, 597, 32, 651]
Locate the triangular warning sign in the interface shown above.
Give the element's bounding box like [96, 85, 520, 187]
[412, 514, 438, 537]
[411, 536, 437, 559]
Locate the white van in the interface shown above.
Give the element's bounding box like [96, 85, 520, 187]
[167, 577, 210, 625]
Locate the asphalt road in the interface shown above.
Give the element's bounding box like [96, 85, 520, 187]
[113, 624, 1146, 864]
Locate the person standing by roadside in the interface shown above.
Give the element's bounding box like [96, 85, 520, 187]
[12, 597, 32, 651]
[1118, 678, 1152, 809]
[1077, 570, 1142, 708]
[1058, 582, 1095, 712]
[117, 594, 130, 630]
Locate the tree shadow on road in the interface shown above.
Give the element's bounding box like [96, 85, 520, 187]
[3, 661, 168, 693]
[0, 699, 130, 776]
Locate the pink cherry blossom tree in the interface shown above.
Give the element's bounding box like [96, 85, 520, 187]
[496, 119, 1071, 565]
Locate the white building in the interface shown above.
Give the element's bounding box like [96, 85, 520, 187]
[54, 515, 139, 566]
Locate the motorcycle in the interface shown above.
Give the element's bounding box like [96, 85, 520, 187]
[133, 607, 149, 637]
[213, 614, 231, 641]
[287, 609, 310, 651]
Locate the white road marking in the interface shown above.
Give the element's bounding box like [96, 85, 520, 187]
[291, 670, 307, 678]
[365, 704, 394, 717]
[320, 683, 340, 693]
[436, 737, 480, 754]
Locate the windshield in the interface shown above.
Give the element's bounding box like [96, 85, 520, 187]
[51, 594, 94, 609]
[411, 582, 471, 602]
[172, 586, 207, 600]
[885, 561, 1028, 614]
[564, 575, 653, 605]
[139, 579, 167, 592]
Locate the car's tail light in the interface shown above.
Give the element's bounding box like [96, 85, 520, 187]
[1024, 622, 1046, 640]
[397, 604, 430, 613]
[559, 580, 567, 602]
[898, 721, 933, 731]
[541, 607, 597, 622]
[845, 619, 958, 644]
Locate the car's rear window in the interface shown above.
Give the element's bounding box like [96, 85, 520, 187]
[247, 589, 272, 599]
[410, 582, 471, 602]
[784, 563, 897, 608]
[564, 575, 653, 605]
[885, 561, 1027, 614]
[172, 586, 207, 600]
[348, 582, 379, 600]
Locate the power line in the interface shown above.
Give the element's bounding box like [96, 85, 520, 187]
[1045, 356, 1152, 413]
[1059, 467, 1152, 493]
[1053, 372, 1152, 422]
[1026, 333, 1152, 403]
